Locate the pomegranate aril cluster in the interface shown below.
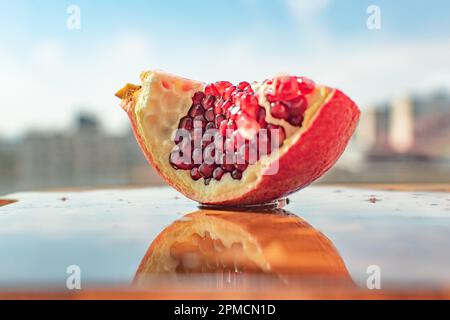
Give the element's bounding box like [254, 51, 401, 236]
[266, 76, 315, 127]
[170, 78, 305, 185]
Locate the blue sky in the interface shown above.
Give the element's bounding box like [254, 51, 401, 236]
[1, 0, 450, 137]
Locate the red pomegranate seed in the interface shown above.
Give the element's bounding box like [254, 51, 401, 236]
[224, 138, 235, 154]
[231, 131, 247, 150]
[268, 124, 286, 147]
[204, 84, 219, 97]
[227, 119, 237, 132]
[222, 99, 233, 111]
[192, 148, 202, 164]
[204, 108, 215, 122]
[266, 94, 277, 103]
[237, 81, 251, 91]
[169, 151, 179, 169]
[223, 86, 237, 100]
[225, 106, 235, 119]
[231, 169, 243, 180]
[288, 115, 303, 126]
[221, 162, 235, 172]
[257, 132, 269, 156]
[249, 144, 259, 160]
[219, 120, 228, 136]
[215, 114, 225, 128]
[244, 86, 254, 94]
[169, 151, 193, 170]
[205, 122, 215, 131]
[193, 115, 206, 129]
[238, 144, 250, 163]
[277, 130, 286, 147]
[199, 163, 215, 178]
[286, 96, 307, 116]
[202, 95, 215, 110]
[192, 127, 203, 145]
[231, 91, 244, 103]
[221, 153, 235, 171]
[215, 81, 233, 95]
[203, 144, 216, 164]
[297, 77, 315, 94]
[213, 167, 225, 181]
[239, 93, 259, 119]
[202, 139, 212, 149]
[178, 116, 193, 131]
[190, 167, 201, 181]
[214, 100, 223, 115]
[235, 163, 248, 171]
[274, 76, 299, 101]
[189, 105, 205, 117]
[235, 145, 249, 167]
[192, 92, 205, 105]
[227, 106, 241, 120]
[214, 116, 225, 129]
[257, 108, 267, 127]
[236, 113, 260, 139]
[270, 102, 289, 119]
[247, 140, 259, 164]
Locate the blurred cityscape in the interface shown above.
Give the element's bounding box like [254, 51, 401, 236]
[1, 91, 450, 196]
[0, 114, 165, 196]
[326, 90, 450, 184]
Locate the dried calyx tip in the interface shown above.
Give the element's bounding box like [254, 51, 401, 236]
[115, 83, 141, 99]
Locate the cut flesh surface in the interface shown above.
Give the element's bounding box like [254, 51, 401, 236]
[117, 70, 360, 205]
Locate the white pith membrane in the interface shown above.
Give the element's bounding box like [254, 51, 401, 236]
[134, 210, 348, 283]
[120, 70, 334, 203]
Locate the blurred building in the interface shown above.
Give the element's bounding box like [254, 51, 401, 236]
[324, 91, 450, 183]
[0, 113, 164, 195]
[0, 139, 18, 195]
[356, 91, 450, 159]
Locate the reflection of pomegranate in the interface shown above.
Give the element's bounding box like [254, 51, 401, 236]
[116, 70, 360, 205]
[134, 210, 353, 287]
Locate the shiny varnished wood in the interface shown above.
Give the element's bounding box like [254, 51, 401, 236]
[0, 185, 449, 299]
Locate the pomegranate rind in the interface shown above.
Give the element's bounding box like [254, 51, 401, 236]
[118, 71, 360, 205]
[119, 70, 205, 198]
[134, 210, 351, 282]
[216, 89, 360, 205]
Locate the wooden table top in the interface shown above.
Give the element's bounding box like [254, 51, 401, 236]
[0, 184, 449, 300]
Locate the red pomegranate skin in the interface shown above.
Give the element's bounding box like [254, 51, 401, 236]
[121, 88, 359, 206]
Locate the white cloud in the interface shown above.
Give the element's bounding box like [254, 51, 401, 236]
[286, 0, 332, 16]
[32, 40, 65, 69]
[183, 35, 450, 108]
[1, 24, 450, 137]
[285, 0, 333, 50]
[0, 33, 155, 138]
[419, 71, 450, 94]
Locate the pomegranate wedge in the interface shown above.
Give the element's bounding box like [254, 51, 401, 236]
[116, 70, 360, 205]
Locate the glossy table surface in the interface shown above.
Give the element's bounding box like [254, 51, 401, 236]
[0, 185, 449, 299]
